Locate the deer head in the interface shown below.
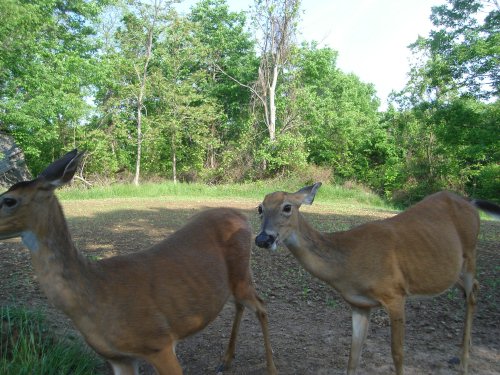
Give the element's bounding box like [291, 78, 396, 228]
[0, 149, 84, 249]
[255, 182, 322, 251]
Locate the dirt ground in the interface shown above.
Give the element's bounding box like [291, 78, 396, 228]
[0, 197, 499, 375]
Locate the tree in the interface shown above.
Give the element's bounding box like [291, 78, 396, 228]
[431, 98, 499, 199]
[381, 105, 444, 204]
[0, 0, 107, 174]
[103, 0, 175, 185]
[147, 13, 223, 183]
[251, 0, 301, 141]
[405, 0, 499, 103]
[188, 0, 258, 172]
[113, 0, 176, 185]
[388, 0, 500, 204]
[292, 43, 381, 182]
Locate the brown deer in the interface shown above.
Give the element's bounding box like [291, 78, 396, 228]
[0, 150, 277, 375]
[255, 182, 500, 375]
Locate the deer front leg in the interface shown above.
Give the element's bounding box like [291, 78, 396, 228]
[146, 341, 183, 375]
[347, 306, 371, 375]
[109, 359, 139, 375]
[254, 304, 277, 375]
[386, 298, 406, 375]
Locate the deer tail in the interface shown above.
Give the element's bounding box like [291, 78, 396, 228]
[471, 199, 500, 220]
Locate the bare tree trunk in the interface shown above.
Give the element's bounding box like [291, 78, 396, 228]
[133, 89, 144, 186]
[208, 123, 216, 169]
[251, 0, 300, 143]
[268, 64, 279, 141]
[171, 135, 177, 184]
[133, 1, 159, 186]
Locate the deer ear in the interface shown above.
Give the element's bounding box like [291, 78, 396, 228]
[295, 182, 322, 205]
[38, 149, 84, 188]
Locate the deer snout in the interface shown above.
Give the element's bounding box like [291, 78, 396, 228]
[255, 232, 276, 249]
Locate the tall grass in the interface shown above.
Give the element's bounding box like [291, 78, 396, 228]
[57, 181, 391, 209]
[0, 306, 102, 375]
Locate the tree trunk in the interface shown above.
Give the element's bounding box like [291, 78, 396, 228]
[132, 3, 157, 186]
[171, 135, 177, 184]
[208, 123, 216, 169]
[268, 63, 278, 141]
[133, 95, 143, 186]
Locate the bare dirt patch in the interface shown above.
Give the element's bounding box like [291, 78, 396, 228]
[0, 197, 499, 374]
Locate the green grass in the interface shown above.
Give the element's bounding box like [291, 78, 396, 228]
[57, 180, 391, 209]
[0, 306, 102, 375]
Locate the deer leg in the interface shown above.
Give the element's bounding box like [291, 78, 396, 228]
[217, 302, 245, 373]
[385, 297, 406, 375]
[459, 261, 478, 375]
[146, 342, 183, 375]
[235, 288, 277, 375]
[109, 358, 140, 375]
[347, 306, 370, 375]
[253, 297, 277, 375]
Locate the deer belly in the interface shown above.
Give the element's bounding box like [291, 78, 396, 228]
[167, 289, 232, 339]
[407, 261, 462, 296]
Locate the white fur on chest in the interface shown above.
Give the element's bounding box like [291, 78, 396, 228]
[21, 231, 40, 252]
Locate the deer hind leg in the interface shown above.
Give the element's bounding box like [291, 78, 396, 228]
[459, 251, 478, 375]
[217, 301, 245, 374]
[145, 341, 183, 375]
[347, 306, 371, 375]
[385, 297, 406, 375]
[233, 283, 277, 375]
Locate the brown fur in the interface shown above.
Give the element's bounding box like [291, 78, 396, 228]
[256, 183, 486, 375]
[0, 151, 276, 375]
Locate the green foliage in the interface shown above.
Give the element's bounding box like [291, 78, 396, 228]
[189, 0, 258, 121]
[255, 132, 308, 177]
[405, 0, 499, 103]
[475, 163, 500, 200]
[0, 306, 102, 374]
[388, 0, 499, 204]
[0, 0, 497, 206]
[0, 0, 107, 174]
[428, 0, 499, 100]
[432, 98, 499, 194]
[291, 43, 383, 183]
[383, 97, 499, 205]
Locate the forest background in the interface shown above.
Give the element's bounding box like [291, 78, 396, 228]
[0, 0, 498, 205]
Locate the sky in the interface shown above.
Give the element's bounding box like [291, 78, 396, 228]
[177, 0, 445, 110]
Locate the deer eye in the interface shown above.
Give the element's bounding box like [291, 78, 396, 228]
[2, 197, 18, 208]
[257, 205, 263, 215]
[283, 204, 292, 213]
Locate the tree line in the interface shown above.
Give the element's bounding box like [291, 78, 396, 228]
[0, 0, 498, 204]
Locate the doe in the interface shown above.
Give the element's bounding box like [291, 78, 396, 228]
[0, 149, 276, 375]
[255, 182, 499, 375]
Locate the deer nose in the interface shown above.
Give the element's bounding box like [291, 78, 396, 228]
[255, 232, 276, 249]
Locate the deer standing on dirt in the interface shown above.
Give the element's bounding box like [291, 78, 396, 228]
[0, 149, 277, 375]
[255, 182, 500, 375]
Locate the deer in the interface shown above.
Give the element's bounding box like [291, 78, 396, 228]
[0, 149, 277, 375]
[255, 182, 500, 375]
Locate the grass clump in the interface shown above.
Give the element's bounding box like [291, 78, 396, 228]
[0, 305, 102, 375]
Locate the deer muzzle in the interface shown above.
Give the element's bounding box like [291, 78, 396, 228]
[255, 232, 277, 250]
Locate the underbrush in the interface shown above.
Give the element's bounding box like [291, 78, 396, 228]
[0, 306, 102, 375]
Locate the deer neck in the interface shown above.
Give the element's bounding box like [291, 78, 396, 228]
[283, 214, 344, 283]
[25, 197, 92, 315]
